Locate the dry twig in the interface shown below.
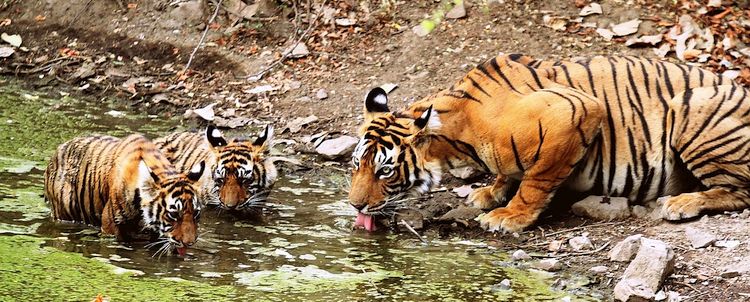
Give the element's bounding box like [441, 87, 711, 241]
[400, 219, 428, 244]
[183, 0, 224, 73]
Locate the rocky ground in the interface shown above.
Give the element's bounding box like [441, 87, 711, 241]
[2, 0, 750, 300]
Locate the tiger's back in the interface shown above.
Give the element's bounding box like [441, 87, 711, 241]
[521, 55, 735, 202]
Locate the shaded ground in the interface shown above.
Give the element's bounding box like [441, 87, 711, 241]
[2, 0, 750, 300]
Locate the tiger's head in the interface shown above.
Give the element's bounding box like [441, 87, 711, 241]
[204, 125, 278, 211]
[138, 160, 205, 255]
[349, 87, 442, 224]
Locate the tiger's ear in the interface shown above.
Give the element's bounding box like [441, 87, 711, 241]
[252, 124, 273, 150]
[186, 161, 205, 182]
[364, 87, 389, 114]
[206, 125, 228, 148]
[137, 160, 160, 188]
[413, 105, 441, 132]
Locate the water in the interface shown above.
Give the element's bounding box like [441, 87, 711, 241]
[0, 82, 588, 301]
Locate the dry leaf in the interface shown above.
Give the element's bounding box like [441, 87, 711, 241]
[543, 15, 568, 31]
[611, 19, 641, 36]
[1, 33, 22, 47]
[452, 185, 474, 198]
[596, 28, 615, 41]
[0, 19, 10, 27]
[127, 3, 137, 9]
[579, 3, 602, 17]
[34, 15, 46, 22]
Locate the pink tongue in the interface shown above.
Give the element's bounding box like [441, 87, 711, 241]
[354, 213, 377, 232]
[176, 247, 187, 257]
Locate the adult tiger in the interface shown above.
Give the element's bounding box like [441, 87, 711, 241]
[44, 134, 205, 255]
[154, 125, 278, 211]
[349, 54, 748, 233]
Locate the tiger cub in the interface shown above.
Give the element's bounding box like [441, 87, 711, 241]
[44, 134, 204, 255]
[154, 125, 278, 212]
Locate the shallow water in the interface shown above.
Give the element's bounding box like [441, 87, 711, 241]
[0, 83, 592, 301]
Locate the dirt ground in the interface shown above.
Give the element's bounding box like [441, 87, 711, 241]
[2, 0, 750, 300]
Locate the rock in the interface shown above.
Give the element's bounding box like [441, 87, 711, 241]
[548, 240, 565, 252]
[445, 2, 466, 19]
[169, 0, 205, 25]
[436, 206, 482, 227]
[245, 84, 278, 94]
[589, 265, 609, 274]
[394, 208, 425, 230]
[315, 88, 328, 100]
[684, 227, 717, 248]
[0, 46, 14, 58]
[286, 115, 318, 133]
[511, 249, 531, 261]
[739, 209, 750, 219]
[720, 260, 750, 278]
[315, 135, 358, 159]
[1, 33, 22, 47]
[614, 238, 675, 302]
[190, 103, 216, 121]
[285, 42, 309, 59]
[631, 205, 660, 220]
[609, 234, 643, 262]
[490, 279, 512, 292]
[714, 240, 740, 250]
[571, 196, 630, 221]
[534, 258, 562, 271]
[569, 235, 593, 251]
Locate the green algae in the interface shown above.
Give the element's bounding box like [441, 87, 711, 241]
[0, 235, 241, 302]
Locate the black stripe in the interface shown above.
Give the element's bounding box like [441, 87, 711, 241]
[510, 135, 525, 172]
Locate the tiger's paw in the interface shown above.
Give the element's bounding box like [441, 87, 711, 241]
[477, 207, 535, 233]
[466, 186, 502, 210]
[659, 194, 704, 221]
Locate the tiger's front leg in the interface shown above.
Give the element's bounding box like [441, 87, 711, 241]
[467, 175, 511, 210]
[478, 89, 603, 233]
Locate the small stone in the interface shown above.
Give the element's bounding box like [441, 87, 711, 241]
[571, 196, 631, 221]
[445, 2, 466, 19]
[491, 279, 512, 291]
[609, 234, 643, 262]
[315, 88, 328, 100]
[534, 258, 562, 271]
[548, 240, 565, 252]
[666, 291, 681, 302]
[654, 290, 667, 301]
[285, 115, 318, 133]
[714, 240, 740, 249]
[739, 209, 750, 219]
[589, 265, 609, 274]
[315, 135, 359, 159]
[720, 260, 750, 278]
[569, 235, 594, 251]
[684, 226, 717, 248]
[511, 249, 531, 261]
[614, 238, 675, 302]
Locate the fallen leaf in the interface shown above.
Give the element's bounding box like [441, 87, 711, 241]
[654, 43, 671, 58]
[579, 3, 602, 17]
[452, 185, 474, 198]
[245, 85, 278, 94]
[380, 83, 398, 94]
[1, 33, 22, 47]
[0, 19, 10, 27]
[34, 15, 46, 22]
[611, 19, 641, 36]
[191, 103, 217, 121]
[543, 15, 568, 31]
[625, 34, 662, 47]
[596, 28, 615, 41]
[284, 42, 309, 59]
[127, 3, 137, 9]
[335, 18, 356, 26]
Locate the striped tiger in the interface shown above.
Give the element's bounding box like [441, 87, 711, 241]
[154, 125, 277, 211]
[44, 134, 204, 255]
[349, 53, 750, 233]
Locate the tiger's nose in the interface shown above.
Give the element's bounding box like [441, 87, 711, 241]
[350, 203, 367, 211]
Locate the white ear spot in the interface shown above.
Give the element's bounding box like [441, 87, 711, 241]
[426, 109, 442, 130]
[211, 128, 223, 139]
[190, 162, 203, 174]
[374, 94, 387, 105]
[137, 160, 153, 187]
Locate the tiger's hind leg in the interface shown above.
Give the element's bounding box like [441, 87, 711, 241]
[660, 189, 750, 220]
[467, 175, 511, 210]
[664, 85, 750, 220]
